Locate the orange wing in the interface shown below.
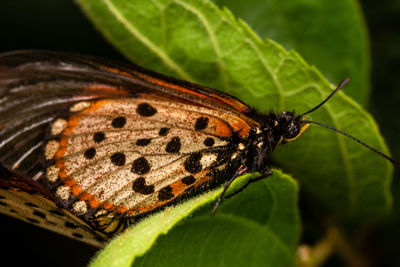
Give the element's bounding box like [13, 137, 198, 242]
[44, 96, 251, 235]
[0, 50, 258, 181]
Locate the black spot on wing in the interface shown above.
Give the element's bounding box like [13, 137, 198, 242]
[65, 221, 79, 229]
[165, 137, 181, 153]
[181, 175, 196, 185]
[49, 209, 65, 216]
[158, 186, 174, 201]
[195, 117, 209, 130]
[184, 153, 202, 174]
[84, 147, 96, 159]
[158, 127, 169, 136]
[32, 211, 46, 219]
[132, 177, 154, 195]
[204, 137, 215, 147]
[136, 139, 151, 146]
[137, 103, 157, 117]
[93, 132, 105, 143]
[132, 157, 150, 174]
[111, 116, 126, 128]
[110, 152, 126, 166]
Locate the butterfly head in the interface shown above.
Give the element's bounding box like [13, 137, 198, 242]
[275, 112, 310, 144]
[274, 78, 400, 167]
[273, 78, 351, 146]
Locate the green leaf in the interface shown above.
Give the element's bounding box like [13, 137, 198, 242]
[133, 217, 294, 267]
[90, 171, 299, 267]
[212, 170, 301, 252]
[77, 0, 392, 221]
[212, 0, 371, 106]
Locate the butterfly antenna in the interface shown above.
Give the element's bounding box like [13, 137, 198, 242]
[303, 120, 400, 167]
[300, 78, 350, 117]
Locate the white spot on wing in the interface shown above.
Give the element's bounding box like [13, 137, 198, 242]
[238, 143, 246, 150]
[95, 209, 107, 217]
[56, 186, 71, 201]
[46, 165, 60, 182]
[216, 163, 228, 171]
[72, 201, 88, 214]
[231, 152, 238, 160]
[200, 154, 218, 167]
[51, 118, 67, 135]
[70, 101, 91, 112]
[45, 140, 60, 160]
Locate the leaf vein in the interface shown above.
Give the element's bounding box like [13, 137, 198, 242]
[316, 89, 356, 214]
[174, 0, 229, 90]
[103, 0, 195, 81]
[244, 38, 285, 110]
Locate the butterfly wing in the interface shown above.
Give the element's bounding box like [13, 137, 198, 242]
[0, 166, 105, 247]
[0, 50, 260, 239]
[0, 51, 134, 178]
[0, 50, 257, 179]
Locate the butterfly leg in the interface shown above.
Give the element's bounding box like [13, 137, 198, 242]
[211, 166, 273, 216]
[224, 169, 273, 200]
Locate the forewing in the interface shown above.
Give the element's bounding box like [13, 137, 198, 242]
[45, 97, 244, 236]
[0, 50, 256, 181]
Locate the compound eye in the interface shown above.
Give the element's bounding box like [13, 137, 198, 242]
[285, 123, 300, 139]
[283, 121, 310, 143]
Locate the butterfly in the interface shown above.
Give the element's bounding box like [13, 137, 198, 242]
[0, 50, 397, 247]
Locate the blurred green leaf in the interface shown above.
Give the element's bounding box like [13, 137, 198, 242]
[214, 170, 301, 252]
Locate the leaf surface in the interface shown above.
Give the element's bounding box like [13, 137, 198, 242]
[213, 0, 371, 105]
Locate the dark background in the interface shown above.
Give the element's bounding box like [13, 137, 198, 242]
[0, 1, 398, 266]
